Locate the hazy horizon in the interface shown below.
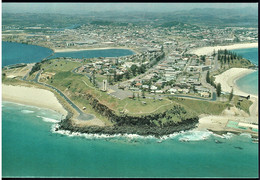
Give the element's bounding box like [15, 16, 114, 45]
[2, 3, 258, 14]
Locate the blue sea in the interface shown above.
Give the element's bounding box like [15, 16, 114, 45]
[231, 48, 258, 95]
[1, 43, 259, 177]
[2, 101, 258, 178]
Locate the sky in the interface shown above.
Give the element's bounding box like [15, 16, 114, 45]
[2, 3, 258, 14]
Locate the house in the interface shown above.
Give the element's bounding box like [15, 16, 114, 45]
[150, 85, 158, 91]
[200, 92, 210, 98]
[142, 85, 149, 89]
[155, 90, 164, 94]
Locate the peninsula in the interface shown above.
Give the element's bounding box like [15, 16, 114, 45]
[2, 11, 258, 139]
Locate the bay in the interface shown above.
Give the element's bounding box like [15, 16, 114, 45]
[2, 41, 53, 67]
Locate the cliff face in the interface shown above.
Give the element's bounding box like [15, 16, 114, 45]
[59, 93, 199, 137]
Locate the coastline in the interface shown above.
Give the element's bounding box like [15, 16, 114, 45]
[190, 42, 258, 56]
[197, 68, 258, 137]
[214, 68, 257, 98]
[2, 84, 68, 116]
[53, 46, 139, 54]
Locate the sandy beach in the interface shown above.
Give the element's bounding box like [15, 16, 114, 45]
[53, 46, 138, 54]
[191, 42, 258, 56]
[214, 68, 257, 98]
[2, 84, 68, 116]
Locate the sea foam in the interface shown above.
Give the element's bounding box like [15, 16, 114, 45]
[178, 130, 213, 142]
[21, 110, 35, 114]
[37, 116, 60, 123]
[51, 124, 219, 142]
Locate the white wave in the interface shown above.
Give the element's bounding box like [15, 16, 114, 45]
[51, 124, 159, 140]
[240, 133, 252, 138]
[212, 133, 226, 139]
[37, 116, 59, 123]
[221, 132, 234, 139]
[21, 110, 34, 114]
[178, 130, 213, 142]
[51, 124, 216, 142]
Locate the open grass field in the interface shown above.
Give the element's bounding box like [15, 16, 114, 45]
[169, 96, 229, 115]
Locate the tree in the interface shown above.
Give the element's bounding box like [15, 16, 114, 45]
[216, 83, 222, 97]
[229, 88, 234, 101]
[201, 55, 206, 62]
[212, 49, 216, 57]
[130, 64, 138, 76]
[206, 71, 210, 84]
[113, 70, 117, 82]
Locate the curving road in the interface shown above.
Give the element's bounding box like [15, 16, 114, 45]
[25, 70, 94, 121]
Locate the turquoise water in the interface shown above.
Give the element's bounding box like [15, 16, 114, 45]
[2, 41, 53, 67]
[2, 41, 135, 67]
[50, 48, 135, 59]
[2, 101, 258, 178]
[231, 48, 258, 95]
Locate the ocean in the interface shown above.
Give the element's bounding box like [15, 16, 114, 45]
[231, 48, 258, 95]
[1, 43, 259, 177]
[2, 101, 258, 178]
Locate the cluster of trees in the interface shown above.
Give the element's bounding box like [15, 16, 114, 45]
[216, 83, 222, 97]
[217, 49, 242, 65]
[29, 62, 41, 75]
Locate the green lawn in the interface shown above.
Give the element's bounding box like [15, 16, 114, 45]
[169, 97, 228, 115]
[233, 96, 253, 114]
[41, 59, 80, 72]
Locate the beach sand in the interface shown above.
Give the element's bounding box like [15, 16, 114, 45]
[2, 84, 68, 116]
[214, 68, 257, 98]
[191, 42, 258, 56]
[53, 46, 138, 54]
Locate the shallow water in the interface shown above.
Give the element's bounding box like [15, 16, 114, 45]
[232, 48, 258, 95]
[2, 41, 53, 67]
[2, 101, 258, 178]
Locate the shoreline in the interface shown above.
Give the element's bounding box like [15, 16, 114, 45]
[53, 46, 139, 54]
[190, 42, 258, 56]
[197, 67, 258, 137]
[2, 84, 68, 116]
[214, 68, 257, 98]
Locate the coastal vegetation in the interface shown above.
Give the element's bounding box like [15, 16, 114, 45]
[217, 49, 256, 69]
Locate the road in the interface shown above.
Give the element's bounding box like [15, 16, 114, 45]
[28, 70, 95, 121]
[200, 71, 217, 100]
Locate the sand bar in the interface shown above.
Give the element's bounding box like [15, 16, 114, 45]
[191, 42, 258, 56]
[53, 46, 138, 54]
[2, 84, 68, 116]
